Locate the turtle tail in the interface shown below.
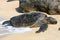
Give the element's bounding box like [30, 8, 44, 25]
[2, 20, 10, 25]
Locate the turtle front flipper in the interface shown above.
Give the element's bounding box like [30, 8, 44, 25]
[36, 24, 48, 33]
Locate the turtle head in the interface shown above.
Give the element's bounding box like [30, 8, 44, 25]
[47, 17, 57, 24]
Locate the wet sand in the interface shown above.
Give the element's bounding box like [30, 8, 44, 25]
[0, 0, 60, 40]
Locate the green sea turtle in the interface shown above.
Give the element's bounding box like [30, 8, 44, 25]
[16, 0, 60, 15]
[2, 12, 57, 33]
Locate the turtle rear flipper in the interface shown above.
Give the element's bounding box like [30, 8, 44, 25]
[2, 20, 10, 25]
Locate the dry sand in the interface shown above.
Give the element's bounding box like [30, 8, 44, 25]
[0, 0, 60, 40]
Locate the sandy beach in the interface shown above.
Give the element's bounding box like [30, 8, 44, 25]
[0, 0, 60, 40]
